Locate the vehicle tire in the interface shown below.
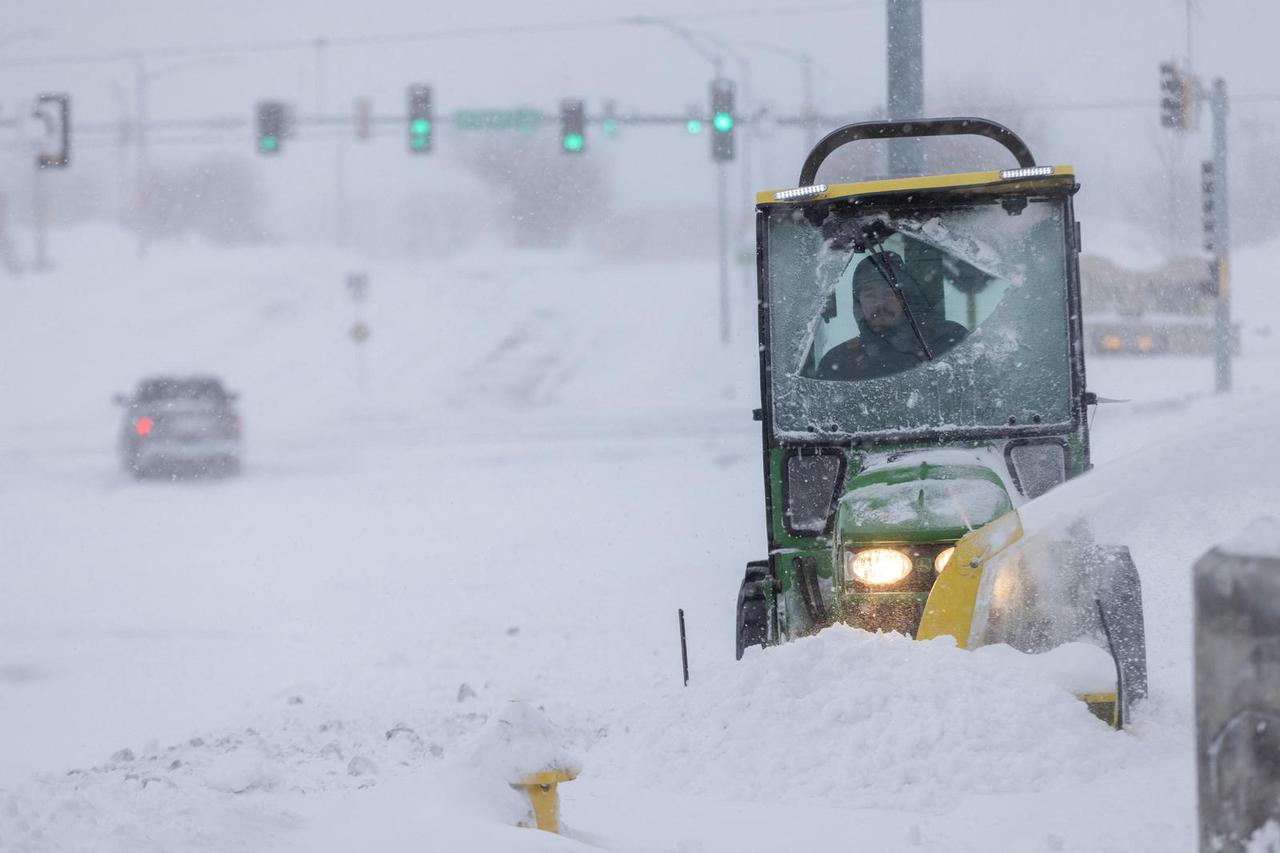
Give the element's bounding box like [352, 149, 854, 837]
[736, 560, 772, 660]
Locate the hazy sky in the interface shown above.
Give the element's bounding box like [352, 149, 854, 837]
[5, 1, 1276, 114]
[2, 0, 1277, 240]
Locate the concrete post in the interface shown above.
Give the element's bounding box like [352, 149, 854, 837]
[1195, 518, 1280, 851]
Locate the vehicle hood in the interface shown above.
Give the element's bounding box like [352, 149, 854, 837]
[836, 459, 1013, 545]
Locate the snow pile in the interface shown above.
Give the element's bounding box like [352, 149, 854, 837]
[0, 694, 582, 852]
[467, 700, 581, 784]
[593, 626, 1133, 812]
[0, 705, 446, 852]
[462, 700, 583, 828]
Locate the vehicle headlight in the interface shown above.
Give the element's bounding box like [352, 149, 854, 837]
[845, 548, 913, 586]
[935, 546, 956, 573]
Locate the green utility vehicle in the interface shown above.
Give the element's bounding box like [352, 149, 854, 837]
[738, 119, 1146, 720]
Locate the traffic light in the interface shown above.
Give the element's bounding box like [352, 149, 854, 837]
[1201, 160, 1216, 253]
[560, 99, 585, 153]
[1159, 62, 1181, 128]
[710, 79, 735, 162]
[33, 93, 70, 168]
[256, 101, 286, 154]
[1159, 62, 1195, 130]
[408, 85, 433, 153]
[686, 105, 703, 135]
[601, 100, 618, 138]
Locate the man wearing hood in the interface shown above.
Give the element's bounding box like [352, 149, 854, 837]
[814, 251, 969, 380]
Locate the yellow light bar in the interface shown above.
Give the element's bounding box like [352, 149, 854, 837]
[774, 184, 828, 201]
[756, 166, 1075, 206]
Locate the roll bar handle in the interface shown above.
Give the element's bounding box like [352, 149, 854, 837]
[798, 117, 1037, 186]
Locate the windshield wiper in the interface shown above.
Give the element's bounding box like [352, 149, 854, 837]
[865, 244, 934, 360]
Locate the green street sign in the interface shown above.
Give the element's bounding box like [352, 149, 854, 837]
[453, 110, 543, 133]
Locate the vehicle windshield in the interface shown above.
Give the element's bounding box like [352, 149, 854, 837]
[136, 378, 228, 404]
[764, 196, 1073, 439]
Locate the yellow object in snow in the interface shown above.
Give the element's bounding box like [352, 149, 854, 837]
[917, 510, 1023, 647]
[916, 511, 1123, 728]
[512, 769, 577, 834]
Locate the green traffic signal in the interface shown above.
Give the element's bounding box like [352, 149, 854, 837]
[259, 135, 279, 152]
[602, 118, 618, 137]
[562, 132, 584, 152]
[686, 119, 703, 135]
[713, 112, 734, 133]
[410, 117, 431, 151]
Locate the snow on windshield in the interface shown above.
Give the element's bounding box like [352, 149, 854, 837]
[766, 198, 1074, 439]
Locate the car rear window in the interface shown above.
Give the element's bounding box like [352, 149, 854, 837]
[137, 379, 227, 403]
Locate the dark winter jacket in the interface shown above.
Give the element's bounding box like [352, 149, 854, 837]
[814, 319, 969, 380]
[813, 252, 969, 381]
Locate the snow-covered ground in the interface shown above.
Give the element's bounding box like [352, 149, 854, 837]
[1, 222, 1278, 851]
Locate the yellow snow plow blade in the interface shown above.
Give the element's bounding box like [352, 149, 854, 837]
[917, 510, 1023, 647]
[917, 510, 1126, 728]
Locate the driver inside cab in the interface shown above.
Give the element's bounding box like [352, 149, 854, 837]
[813, 251, 968, 380]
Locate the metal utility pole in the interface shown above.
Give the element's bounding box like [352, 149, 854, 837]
[711, 60, 731, 345]
[25, 96, 59, 272]
[628, 15, 733, 345]
[802, 54, 818, 149]
[132, 57, 230, 260]
[135, 61, 149, 259]
[315, 36, 347, 247]
[885, 0, 924, 177]
[717, 150, 731, 344]
[1209, 78, 1231, 393]
[31, 165, 48, 271]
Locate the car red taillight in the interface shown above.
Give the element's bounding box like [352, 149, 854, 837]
[135, 416, 153, 436]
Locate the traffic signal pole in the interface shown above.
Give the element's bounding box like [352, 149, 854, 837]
[23, 109, 50, 272]
[886, 0, 924, 177]
[717, 157, 730, 345]
[31, 162, 48, 271]
[1161, 59, 1230, 394]
[134, 61, 149, 260]
[710, 72, 733, 345]
[1210, 78, 1231, 393]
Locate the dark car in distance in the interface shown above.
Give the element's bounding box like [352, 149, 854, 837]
[114, 376, 242, 479]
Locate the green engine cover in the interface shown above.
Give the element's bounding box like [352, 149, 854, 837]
[837, 461, 1014, 545]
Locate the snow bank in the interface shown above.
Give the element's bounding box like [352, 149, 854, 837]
[591, 626, 1132, 812]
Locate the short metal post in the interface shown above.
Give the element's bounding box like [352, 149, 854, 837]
[679, 608, 690, 686]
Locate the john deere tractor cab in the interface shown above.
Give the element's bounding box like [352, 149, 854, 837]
[740, 119, 1146, 724]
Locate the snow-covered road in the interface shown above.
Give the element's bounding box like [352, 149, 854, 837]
[2, 225, 1278, 851]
